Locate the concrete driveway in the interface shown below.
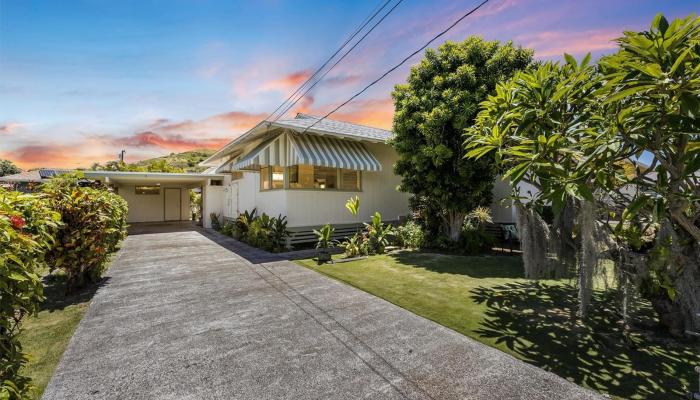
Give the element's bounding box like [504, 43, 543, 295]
[43, 224, 602, 400]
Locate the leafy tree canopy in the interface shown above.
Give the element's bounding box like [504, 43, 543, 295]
[0, 159, 21, 177]
[391, 36, 533, 240]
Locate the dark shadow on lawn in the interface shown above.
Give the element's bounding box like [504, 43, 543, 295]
[389, 251, 524, 279]
[40, 274, 110, 313]
[470, 281, 699, 399]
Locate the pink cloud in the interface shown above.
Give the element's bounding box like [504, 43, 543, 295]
[517, 28, 620, 58]
[112, 131, 230, 152]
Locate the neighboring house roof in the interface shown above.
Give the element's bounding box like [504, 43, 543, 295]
[201, 113, 392, 167]
[0, 169, 72, 183]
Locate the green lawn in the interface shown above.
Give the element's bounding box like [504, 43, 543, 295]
[18, 274, 102, 399]
[297, 251, 699, 400]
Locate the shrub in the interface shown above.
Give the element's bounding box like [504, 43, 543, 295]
[395, 221, 424, 249]
[210, 212, 221, 230]
[460, 206, 495, 254]
[313, 224, 336, 264]
[1, 188, 61, 398]
[364, 212, 393, 255]
[230, 210, 290, 252]
[340, 232, 369, 258]
[42, 173, 128, 292]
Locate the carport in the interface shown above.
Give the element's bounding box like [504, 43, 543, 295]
[85, 171, 224, 225]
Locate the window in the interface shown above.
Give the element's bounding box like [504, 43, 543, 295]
[340, 169, 360, 191]
[210, 179, 223, 186]
[287, 165, 361, 191]
[271, 166, 284, 189]
[288, 165, 314, 189]
[135, 186, 160, 195]
[314, 166, 337, 189]
[260, 166, 285, 190]
[260, 167, 271, 190]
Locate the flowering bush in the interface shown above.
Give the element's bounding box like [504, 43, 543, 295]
[42, 173, 128, 292]
[1, 188, 61, 398]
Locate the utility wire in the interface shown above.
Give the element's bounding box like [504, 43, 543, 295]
[263, 0, 393, 122]
[302, 0, 491, 133]
[273, 0, 405, 122]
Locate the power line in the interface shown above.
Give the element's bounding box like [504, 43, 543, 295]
[263, 0, 394, 123]
[274, 0, 404, 122]
[302, 0, 491, 133]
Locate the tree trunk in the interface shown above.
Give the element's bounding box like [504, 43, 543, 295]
[443, 210, 465, 242]
[578, 200, 596, 319]
[552, 197, 576, 278]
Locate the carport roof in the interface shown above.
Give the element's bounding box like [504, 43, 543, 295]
[84, 171, 223, 186]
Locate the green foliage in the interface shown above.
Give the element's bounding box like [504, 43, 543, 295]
[0, 188, 60, 399]
[459, 207, 496, 255]
[394, 221, 424, 249]
[345, 196, 360, 217]
[466, 13, 700, 332]
[392, 36, 532, 240]
[313, 224, 336, 250]
[91, 150, 214, 173]
[0, 160, 20, 177]
[340, 232, 369, 258]
[41, 173, 128, 292]
[363, 212, 394, 255]
[210, 213, 221, 230]
[221, 209, 290, 252]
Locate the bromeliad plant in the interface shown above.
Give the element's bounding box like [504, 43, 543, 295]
[1, 188, 61, 398]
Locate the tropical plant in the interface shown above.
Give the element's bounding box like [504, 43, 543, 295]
[270, 214, 291, 252]
[465, 14, 700, 332]
[42, 173, 128, 292]
[1, 188, 61, 398]
[364, 212, 394, 254]
[210, 212, 221, 230]
[391, 36, 533, 242]
[234, 208, 257, 238]
[340, 232, 370, 258]
[460, 207, 496, 254]
[313, 224, 336, 264]
[0, 159, 20, 177]
[394, 220, 424, 249]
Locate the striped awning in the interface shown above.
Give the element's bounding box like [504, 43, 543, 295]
[288, 134, 382, 172]
[233, 135, 286, 170]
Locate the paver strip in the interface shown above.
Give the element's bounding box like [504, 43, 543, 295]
[42, 225, 603, 399]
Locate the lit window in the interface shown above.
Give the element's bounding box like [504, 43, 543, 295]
[288, 165, 314, 189]
[260, 167, 270, 190]
[272, 166, 284, 189]
[314, 166, 337, 189]
[135, 186, 160, 195]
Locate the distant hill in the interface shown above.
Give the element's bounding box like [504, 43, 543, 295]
[130, 149, 216, 172]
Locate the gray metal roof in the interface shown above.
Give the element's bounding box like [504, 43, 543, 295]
[274, 114, 392, 142]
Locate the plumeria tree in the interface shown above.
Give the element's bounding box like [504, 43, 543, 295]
[465, 13, 700, 333]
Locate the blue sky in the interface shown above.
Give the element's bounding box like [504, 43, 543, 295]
[0, 0, 696, 168]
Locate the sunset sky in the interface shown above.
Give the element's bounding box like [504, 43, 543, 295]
[0, 0, 696, 169]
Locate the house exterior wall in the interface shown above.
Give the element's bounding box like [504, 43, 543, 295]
[117, 185, 191, 223]
[221, 142, 410, 228]
[489, 177, 540, 224]
[203, 183, 224, 228]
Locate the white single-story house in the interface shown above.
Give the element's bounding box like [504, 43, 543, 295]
[80, 113, 522, 238]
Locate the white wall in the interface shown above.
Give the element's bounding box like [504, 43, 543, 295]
[202, 183, 224, 228]
[489, 176, 540, 224]
[117, 185, 191, 223]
